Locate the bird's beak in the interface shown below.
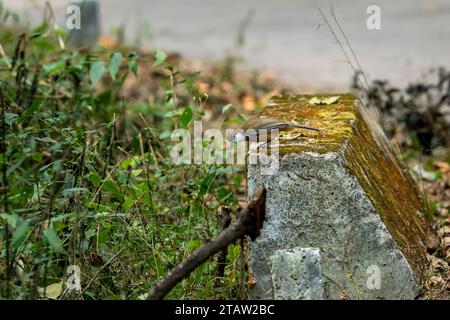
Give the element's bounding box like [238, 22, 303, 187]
[233, 131, 245, 142]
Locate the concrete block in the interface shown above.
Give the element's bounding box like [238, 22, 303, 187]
[248, 94, 428, 300]
[270, 247, 324, 300]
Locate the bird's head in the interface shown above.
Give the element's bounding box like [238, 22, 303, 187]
[226, 129, 246, 143]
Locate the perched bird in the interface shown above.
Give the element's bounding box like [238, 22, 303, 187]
[227, 116, 320, 143]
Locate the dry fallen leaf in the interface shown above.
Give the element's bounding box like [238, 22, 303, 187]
[444, 237, 450, 247]
[99, 36, 118, 49]
[197, 81, 210, 94]
[323, 96, 339, 105]
[434, 161, 450, 173]
[308, 97, 322, 105]
[309, 95, 339, 105]
[340, 290, 349, 300]
[247, 268, 257, 287]
[39, 280, 63, 300]
[242, 95, 256, 111]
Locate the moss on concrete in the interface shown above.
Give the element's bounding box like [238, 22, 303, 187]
[261, 93, 428, 279]
[262, 94, 357, 155]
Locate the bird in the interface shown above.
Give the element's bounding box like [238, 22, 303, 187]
[227, 116, 320, 144]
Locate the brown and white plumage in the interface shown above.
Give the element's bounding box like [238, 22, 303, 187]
[228, 116, 320, 142]
[242, 117, 319, 131]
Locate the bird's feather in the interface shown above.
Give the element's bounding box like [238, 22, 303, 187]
[243, 117, 319, 132]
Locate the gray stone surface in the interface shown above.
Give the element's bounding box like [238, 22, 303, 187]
[248, 151, 420, 299]
[270, 247, 324, 300]
[67, 1, 101, 48]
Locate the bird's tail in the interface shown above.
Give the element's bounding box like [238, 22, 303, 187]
[288, 123, 321, 132]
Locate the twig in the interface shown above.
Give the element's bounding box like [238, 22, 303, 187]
[169, 72, 178, 129]
[215, 207, 232, 287]
[0, 87, 11, 298]
[315, 5, 370, 94]
[147, 188, 266, 300]
[0, 44, 11, 69]
[330, 6, 371, 91]
[95, 114, 117, 208]
[76, 248, 125, 299]
[44, 1, 65, 50]
[239, 237, 246, 299]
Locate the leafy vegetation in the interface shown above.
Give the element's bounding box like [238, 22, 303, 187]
[353, 68, 450, 153]
[0, 11, 261, 299]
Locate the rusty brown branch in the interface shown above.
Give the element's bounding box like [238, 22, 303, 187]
[147, 188, 266, 300]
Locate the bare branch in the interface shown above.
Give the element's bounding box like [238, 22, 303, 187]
[147, 188, 266, 300]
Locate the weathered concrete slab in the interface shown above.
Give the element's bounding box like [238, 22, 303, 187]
[271, 247, 324, 300]
[248, 94, 428, 300]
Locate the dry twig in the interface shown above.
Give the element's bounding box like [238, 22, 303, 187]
[147, 188, 266, 300]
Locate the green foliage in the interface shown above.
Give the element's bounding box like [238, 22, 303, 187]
[180, 106, 193, 128]
[128, 52, 139, 77]
[153, 49, 167, 67]
[109, 52, 122, 80]
[90, 61, 105, 85]
[0, 17, 244, 299]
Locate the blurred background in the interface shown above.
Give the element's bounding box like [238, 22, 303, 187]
[3, 0, 450, 92]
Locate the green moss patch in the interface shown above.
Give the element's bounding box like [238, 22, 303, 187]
[262, 94, 357, 154]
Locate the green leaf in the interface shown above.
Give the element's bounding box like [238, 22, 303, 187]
[163, 110, 183, 118]
[90, 61, 105, 86]
[120, 157, 134, 170]
[88, 172, 101, 187]
[117, 170, 127, 185]
[17, 100, 41, 123]
[191, 200, 204, 217]
[0, 213, 18, 228]
[102, 179, 121, 198]
[5, 112, 18, 126]
[62, 187, 89, 196]
[217, 187, 233, 204]
[159, 130, 172, 140]
[43, 60, 65, 74]
[84, 228, 96, 239]
[31, 22, 49, 36]
[109, 52, 122, 80]
[44, 228, 66, 254]
[199, 173, 216, 197]
[11, 220, 29, 250]
[221, 104, 233, 114]
[6, 157, 25, 177]
[35, 137, 57, 143]
[180, 106, 193, 127]
[187, 239, 201, 250]
[128, 52, 139, 77]
[223, 118, 242, 126]
[153, 49, 167, 67]
[0, 56, 11, 67]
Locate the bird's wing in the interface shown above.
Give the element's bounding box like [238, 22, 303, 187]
[243, 117, 289, 130]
